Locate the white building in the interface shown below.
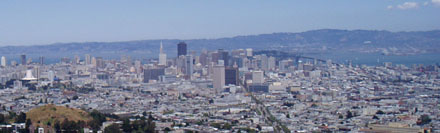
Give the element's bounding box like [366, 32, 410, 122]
[213, 65, 225, 92]
[158, 41, 167, 66]
[246, 48, 253, 57]
[268, 56, 276, 71]
[85, 54, 91, 65]
[252, 71, 264, 84]
[1, 56, 6, 67]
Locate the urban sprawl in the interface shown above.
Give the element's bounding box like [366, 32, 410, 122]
[0, 42, 439, 133]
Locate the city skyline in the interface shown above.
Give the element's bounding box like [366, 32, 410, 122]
[0, 1, 439, 132]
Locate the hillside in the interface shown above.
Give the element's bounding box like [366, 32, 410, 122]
[26, 104, 92, 128]
[0, 29, 439, 60]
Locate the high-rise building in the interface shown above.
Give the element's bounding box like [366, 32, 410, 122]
[74, 55, 80, 65]
[225, 67, 239, 86]
[34, 66, 41, 79]
[48, 71, 55, 83]
[96, 57, 104, 68]
[158, 41, 167, 66]
[85, 54, 91, 65]
[213, 65, 225, 91]
[20, 54, 26, 65]
[218, 49, 229, 66]
[1, 56, 6, 67]
[279, 59, 291, 72]
[260, 54, 268, 70]
[176, 55, 186, 75]
[252, 71, 264, 84]
[246, 48, 253, 57]
[91, 57, 97, 67]
[177, 42, 187, 57]
[134, 60, 142, 73]
[185, 55, 193, 78]
[268, 56, 276, 71]
[39, 56, 45, 65]
[199, 51, 208, 66]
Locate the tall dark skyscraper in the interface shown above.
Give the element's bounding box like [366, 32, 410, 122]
[177, 42, 187, 57]
[20, 54, 26, 65]
[218, 49, 229, 66]
[225, 67, 239, 86]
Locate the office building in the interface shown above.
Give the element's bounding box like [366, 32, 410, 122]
[248, 84, 269, 93]
[1, 56, 6, 67]
[279, 60, 292, 72]
[225, 67, 239, 86]
[177, 42, 187, 57]
[185, 55, 193, 78]
[85, 54, 91, 65]
[268, 56, 276, 71]
[39, 56, 45, 65]
[218, 49, 229, 66]
[91, 57, 97, 67]
[213, 65, 225, 91]
[159, 41, 167, 66]
[260, 54, 268, 70]
[246, 48, 253, 57]
[96, 57, 104, 68]
[74, 55, 80, 65]
[252, 71, 264, 84]
[20, 54, 26, 65]
[48, 71, 55, 82]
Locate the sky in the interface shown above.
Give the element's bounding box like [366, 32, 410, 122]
[0, 0, 439, 46]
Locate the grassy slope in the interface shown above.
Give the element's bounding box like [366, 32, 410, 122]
[26, 104, 92, 128]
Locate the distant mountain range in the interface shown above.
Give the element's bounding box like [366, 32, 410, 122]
[1, 29, 439, 59]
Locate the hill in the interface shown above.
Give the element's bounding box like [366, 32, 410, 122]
[26, 104, 92, 128]
[0, 29, 439, 60]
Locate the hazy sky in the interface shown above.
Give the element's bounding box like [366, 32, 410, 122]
[1, 0, 439, 46]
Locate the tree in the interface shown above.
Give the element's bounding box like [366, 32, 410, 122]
[223, 123, 232, 130]
[61, 118, 71, 131]
[0, 114, 5, 124]
[164, 127, 172, 132]
[256, 125, 262, 131]
[25, 119, 32, 133]
[346, 111, 353, 119]
[121, 118, 132, 132]
[72, 95, 79, 100]
[61, 118, 80, 132]
[146, 114, 156, 133]
[90, 110, 106, 123]
[418, 115, 432, 125]
[372, 115, 379, 120]
[16, 112, 27, 123]
[104, 123, 122, 133]
[88, 119, 102, 131]
[89, 109, 107, 131]
[376, 110, 385, 115]
[54, 121, 61, 132]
